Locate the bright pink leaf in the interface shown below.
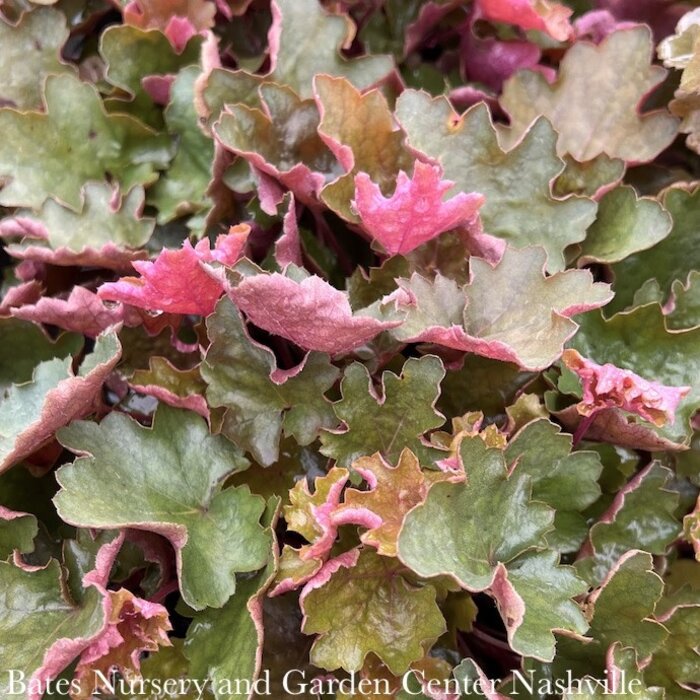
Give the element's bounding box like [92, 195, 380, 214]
[475, 0, 574, 41]
[562, 349, 691, 426]
[230, 272, 400, 355]
[353, 162, 484, 256]
[99, 226, 249, 316]
[275, 194, 303, 267]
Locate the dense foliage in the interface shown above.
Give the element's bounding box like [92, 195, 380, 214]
[1, 0, 700, 698]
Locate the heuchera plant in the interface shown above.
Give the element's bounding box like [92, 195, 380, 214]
[3, 0, 700, 698]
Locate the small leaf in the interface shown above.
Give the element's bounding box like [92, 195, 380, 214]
[476, 0, 573, 41]
[0, 183, 155, 271]
[578, 186, 672, 265]
[353, 161, 484, 256]
[301, 549, 445, 674]
[314, 75, 414, 221]
[230, 268, 399, 355]
[577, 463, 681, 585]
[202, 297, 339, 465]
[0, 331, 121, 474]
[99, 227, 248, 315]
[319, 355, 446, 467]
[269, 0, 393, 98]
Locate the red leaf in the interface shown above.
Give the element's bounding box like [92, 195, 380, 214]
[476, 0, 573, 41]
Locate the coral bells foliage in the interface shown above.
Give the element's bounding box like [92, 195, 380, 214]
[6, 2, 700, 700]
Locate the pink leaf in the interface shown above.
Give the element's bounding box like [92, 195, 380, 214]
[275, 194, 303, 267]
[231, 272, 400, 355]
[13, 287, 125, 339]
[353, 162, 484, 256]
[562, 349, 691, 426]
[73, 589, 171, 699]
[475, 0, 574, 41]
[99, 226, 249, 316]
[0, 280, 43, 316]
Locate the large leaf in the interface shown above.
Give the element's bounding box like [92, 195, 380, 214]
[395, 91, 597, 272]
[203, 297, 339, 466]
[385, 247, 612, 371]
[500, 27, 678, 162]
[0, 331, 121, 474]
[398, 436, 553, 591]
[0, 74, 172, 209]
[319, 355, 445, 467]
[1, 183, 155, 270]
[54, 405, 270, 610]
[300, 549, 445, 674]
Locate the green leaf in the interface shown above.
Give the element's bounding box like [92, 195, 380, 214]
[577, 463, 681, 586]
[579, 186, 672, 265]
[609, 185, 700, 314]
[398, 436, 553, 591]
[387, 248, 612, 371]
[570, 305, 700, 447]
[301, 549, 445, 674]
[0, 73, 172, 209]
[563, 644, 664, 700]
[186, 498, 280, 700]
[395, 92, 597, 272]
[647, 603, 700, 700]
[0, 331, 121, 474]
[319, 355, 445, 467]
[6, 182, 154, 255]
[505, 419, 602, 553]
[149, 66, 215, 224]
[0, 560, 106, 697]
[555, 551, 667, 677]
[270, 0, 393, 98]
[667, 271, 700, 330]
[0, 508, 37, 559]
[0, 318, 81, 391]
[54, 404, 270, 610]
[202, 297, 339, 467]
[500, 27, 678, 162]
[491, 550, 588, 662]
[0, 7, 73, 111]
[118, 639, 213, 700]
[100, 25, 202, 126]
[314, 74, 414, 221]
